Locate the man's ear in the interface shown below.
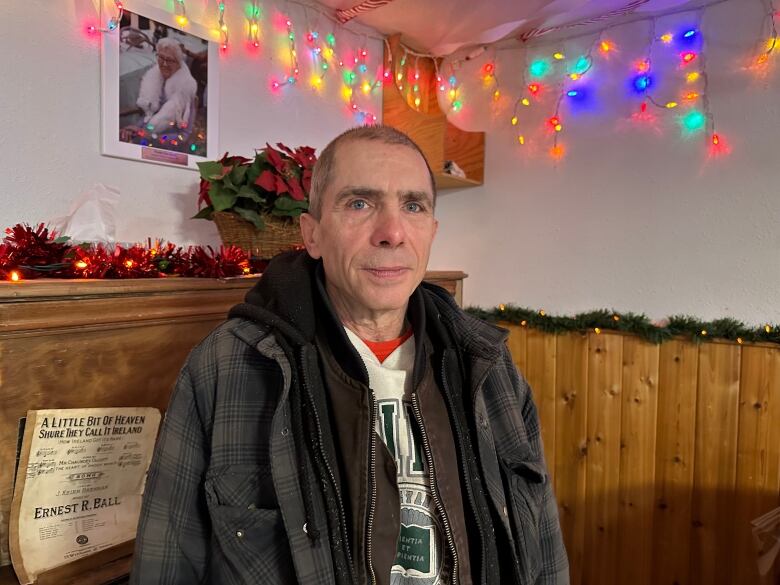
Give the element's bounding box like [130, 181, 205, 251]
[299, 213, 322, 259]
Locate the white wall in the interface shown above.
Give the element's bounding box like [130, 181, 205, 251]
[2, 1, 777, 325]
[0, 0, 382, 247]
[427, 0, 780, 325]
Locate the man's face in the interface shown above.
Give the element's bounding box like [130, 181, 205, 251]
[157, 46, 181, 79]
[300, 140, 438, 321]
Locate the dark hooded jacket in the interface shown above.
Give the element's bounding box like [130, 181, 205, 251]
[130, 251, 569, 585]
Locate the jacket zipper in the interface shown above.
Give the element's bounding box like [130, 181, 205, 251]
[411, 391, 459, 584]
[440, 352, 486, 584]
[298, 347, 356, 581]
[366, 393, 378, 585]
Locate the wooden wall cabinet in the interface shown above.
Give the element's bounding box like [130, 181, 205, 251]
[382, 35, 485, 190]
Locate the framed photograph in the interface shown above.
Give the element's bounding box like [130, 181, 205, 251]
[100, 0, 219, 170]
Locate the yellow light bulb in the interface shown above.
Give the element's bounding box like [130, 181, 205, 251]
[737, 337, 744, 344]
[765, 324, 772, 333]
[521, 98, 530, 106]
[311, 75, 323, 88]
[518, 135, 525, 145]
[493, 90, 500, 100]
[554, 124, 562, 132]
[324, 48, 334, 59]
[661, 33, 673, 44]
[221, 24, 227, 32]
[665, 102, 678, 109]
[686, 72, 700, 83]
[396, 72, 403, 81]
[75, 261, 88, 269]
[594, 327, 601, 334]
[250, 23, 258, 33]
[448, 89, 456, 99]
[553, 52, 565, 60]
[569, 73, 580, 81]
[10, 270, 20, 282]
[341, 86, 353, 100]
[362, 81, 372, 94]
[701, 329, 708, 336]
[511, 116, 518, 125]
[766, 37, 778, 52]
[176, 15, 188, 26]
[125, 260, 134, 268]
[539, 309, 546, 316]
[498, 304, 506, 311]
[414, 96, 421, 107]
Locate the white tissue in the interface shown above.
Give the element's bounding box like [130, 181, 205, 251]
[52, 184, 120, 243]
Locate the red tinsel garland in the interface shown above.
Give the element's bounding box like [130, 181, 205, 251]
[1, 224, 252, 281]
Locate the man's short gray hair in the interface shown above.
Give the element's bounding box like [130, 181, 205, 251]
[308, 125, 436, 219]
[156, 37, 185, 64]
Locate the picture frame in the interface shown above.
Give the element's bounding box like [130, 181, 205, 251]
[100, 0, 219, 170]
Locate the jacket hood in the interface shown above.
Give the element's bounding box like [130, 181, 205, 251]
[228, 250, 319, 347]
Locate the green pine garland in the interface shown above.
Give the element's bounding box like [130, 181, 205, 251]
[465, 304, 780, 346]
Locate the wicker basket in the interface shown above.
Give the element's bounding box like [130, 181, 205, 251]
[213, 211, 302, 259]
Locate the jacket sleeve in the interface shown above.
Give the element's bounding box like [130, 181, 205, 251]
[513, 360, 570, 585]
[130, 364, 211, 584]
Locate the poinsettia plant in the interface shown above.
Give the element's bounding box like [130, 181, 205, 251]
[193, 143, 317, 230]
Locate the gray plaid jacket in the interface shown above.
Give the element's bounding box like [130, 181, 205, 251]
[130, 289, 569, 585]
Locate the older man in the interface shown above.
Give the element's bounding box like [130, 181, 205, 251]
[130, 125, 568, 585]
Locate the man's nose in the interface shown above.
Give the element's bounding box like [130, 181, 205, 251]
[370, 207, 405, 247]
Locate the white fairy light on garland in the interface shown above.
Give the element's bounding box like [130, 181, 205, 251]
[87, 0, 123, 34]
[174, 0, 188, 27]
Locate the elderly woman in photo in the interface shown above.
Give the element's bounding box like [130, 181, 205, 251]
[136, 38, 197, 134]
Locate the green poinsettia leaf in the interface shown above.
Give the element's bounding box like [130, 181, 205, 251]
[233, 207, 265, 230]
[191, 206, 214, 220]
[231, 164, 249, 185]
[53, 236, 71, 244]
[270, 208, 302, 218]
[274, 196, 309, 211]
[210, 183, 238, 211]
[197, 161, 224, 181]
[237, 185, 264, 203]
[246, 156, 264, 185]
[221, 172, 236, 192]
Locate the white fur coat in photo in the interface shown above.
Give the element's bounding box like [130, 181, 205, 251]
[136, 63, 198, 134]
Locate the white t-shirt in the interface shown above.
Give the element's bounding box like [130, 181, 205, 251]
[345, 328, 447, 585]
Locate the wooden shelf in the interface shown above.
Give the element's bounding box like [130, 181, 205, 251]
[383, 35, 485, 191]
[434, 173, 483, 190]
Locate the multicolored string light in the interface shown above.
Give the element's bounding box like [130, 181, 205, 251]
[272, 18, 300, 89]
[87, 0, 123, 34]
[247, 0, 261, 48]
[174, 0, 188, 27]
[217, 0, 228, 51]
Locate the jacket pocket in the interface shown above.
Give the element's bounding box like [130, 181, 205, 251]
[205, 465, 295, 584]
[500, 459, 546, 584]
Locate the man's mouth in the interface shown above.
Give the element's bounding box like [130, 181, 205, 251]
[363, 267, 410, 279]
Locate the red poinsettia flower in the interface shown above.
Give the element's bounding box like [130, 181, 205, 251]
[198, 178, 211, 207]
[254, 143, 307, 201]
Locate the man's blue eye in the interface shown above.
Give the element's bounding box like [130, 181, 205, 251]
[405, 202, 422, 212]
[350, 200, 367, 209]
